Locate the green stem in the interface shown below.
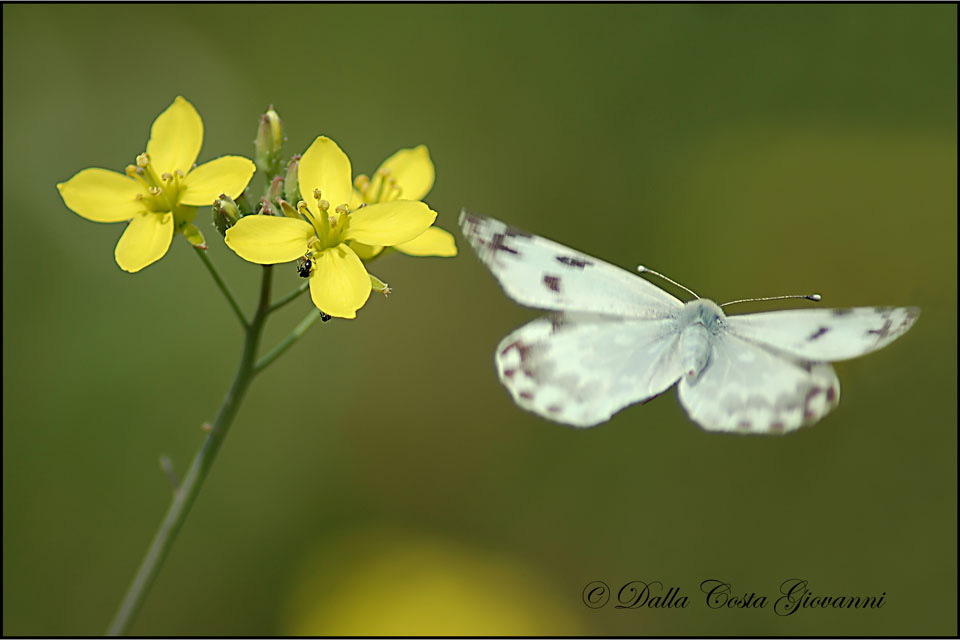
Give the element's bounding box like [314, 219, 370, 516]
[193, 246, 247, 327]
[106, 266, 274, 636]
[254, 308, 324, 374]
[268, 279, 309, 314]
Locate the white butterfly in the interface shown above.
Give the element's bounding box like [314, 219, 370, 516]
[459, 212, 919, 434]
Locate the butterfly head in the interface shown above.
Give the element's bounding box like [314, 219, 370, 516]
[680, 299, 726, 333]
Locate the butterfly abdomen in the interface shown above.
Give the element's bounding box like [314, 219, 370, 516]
[677, 299, 726, 381]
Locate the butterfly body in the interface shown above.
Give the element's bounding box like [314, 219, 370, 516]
[677, 299, 725, 381]
[461, 211, 918, 435]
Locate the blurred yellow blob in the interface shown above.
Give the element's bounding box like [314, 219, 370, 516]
[281, 530, 583, 635]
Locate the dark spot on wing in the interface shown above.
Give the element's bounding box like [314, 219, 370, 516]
[519, 391, 534, 400]
[502, 368, 516, 379]
[832, 308, 855, 316]
[491, 233, 519, 255]
[737, 420, 753, 431]
[546, 404, 563, 414]
[808, 326, 830, 341]
[826, 386, 837, 403]
[867, 317, 894, 340]
[459, 213, 482, 236]
[505, 227, 532, 238]
[770, 421, 786, 433]
[556, 255, 592, 269]
[500, 339, 533, 362]
[543, 275, 561, 293]
[803, 387, 825, 419]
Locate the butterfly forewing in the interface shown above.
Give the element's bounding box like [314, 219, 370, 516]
[459, 211, 682, 317]
[726, 307, 920, 362]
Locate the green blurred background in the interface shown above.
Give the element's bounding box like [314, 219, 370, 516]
[3, 4, 956, 636]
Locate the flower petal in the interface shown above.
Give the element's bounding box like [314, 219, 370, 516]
[57, 168, 147, 222]
[344, 200, 437, 246]
[225, 215, 314, 264]
[114, 211, 174, 272]
[146, 96, 203, 176]
[309, 244, 372, 319]
[298, 136, 353, 209]
[180, 156, 256, 205]
[348, 241, 384, 261]
[374, 145, 435, 202]
[394, 226, 458, 257]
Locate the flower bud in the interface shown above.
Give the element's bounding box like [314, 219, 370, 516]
[212, 194, 241, 236]
[258, 198, 279, 216]
[255, 106, 284, 176]
[182, 222, 207, 249]
[266, 175, 284, 204]
[284, 155, 300, 203]
[369, 273, 391, 296]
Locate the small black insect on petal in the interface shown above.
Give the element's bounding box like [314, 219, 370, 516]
[297, 258, 312, 278]
[319, 311, 331, 322]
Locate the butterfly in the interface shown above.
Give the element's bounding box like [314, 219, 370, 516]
[459, 211, 919, 434]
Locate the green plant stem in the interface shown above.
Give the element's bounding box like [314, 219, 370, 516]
[106, 266, 274, 636]
[193, 246, 247, 327]
[268, 279, 309, 314]
[254, 308, 323, 373]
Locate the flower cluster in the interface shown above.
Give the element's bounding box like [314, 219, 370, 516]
[58, 97, 456, 318]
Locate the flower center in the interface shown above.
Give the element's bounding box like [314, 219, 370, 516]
[126, 153, 185, 215]
[353, 167, 402, 205]
[298, 189, 352, 253]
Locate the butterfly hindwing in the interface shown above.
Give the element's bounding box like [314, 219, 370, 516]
[726, 307, 920, 362]
[496, 312, 684, 427]
[678, 331, 841, 434]
[459, 211, 682, 317]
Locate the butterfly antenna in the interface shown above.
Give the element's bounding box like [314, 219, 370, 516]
[636, 265, 700, 300]
[720, 293, 822, 308]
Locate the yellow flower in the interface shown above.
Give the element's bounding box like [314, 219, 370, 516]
[57, 97, 256, 273]
[225, 136, 437, 319]
[349, 145, 457, 261]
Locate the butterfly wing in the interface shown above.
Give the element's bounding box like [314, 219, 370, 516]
[726, 307, 920, 362]
[496, 312, 684, 427]
[459, 211, 682, 317]
[677, 332, 840, 434]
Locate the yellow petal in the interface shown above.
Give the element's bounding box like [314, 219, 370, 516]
[114, 211, 174, 272]
[348, 241, 384, 261]
[309, 244, 372, 319]
[57, 168, 147, 222]
[374, 145, 435, 201]
[298, 136, 353, 209]
[345, 200, 437, 246]
[349, 189, 363, 209]
[146, 96, 203, 176]
[180, 156, 256, 205]
[225, 215, 314, 264]
[394, 226, 458, 257]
